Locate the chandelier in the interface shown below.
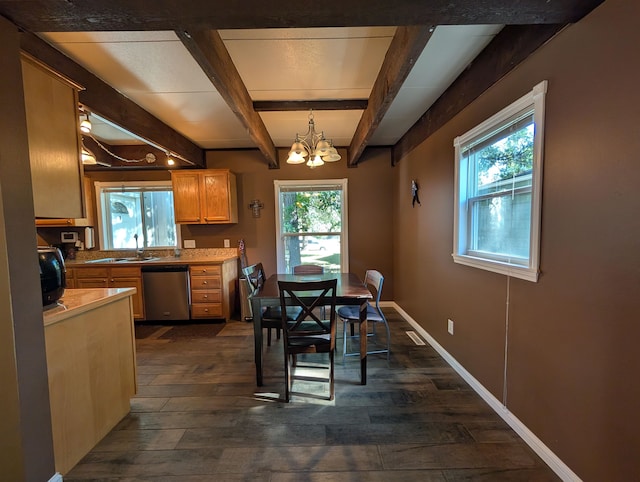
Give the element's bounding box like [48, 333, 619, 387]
[286, 111, 341, 168]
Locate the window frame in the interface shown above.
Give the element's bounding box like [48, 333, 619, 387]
[453, 80, 547, 282]
[94, 180, 181, 251]
[274, 178, 349, 274]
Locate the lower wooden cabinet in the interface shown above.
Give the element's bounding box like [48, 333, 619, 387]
[189, 260, 237, 320]
[73, 265, 145, 320]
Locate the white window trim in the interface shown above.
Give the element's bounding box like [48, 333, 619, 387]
[274, 178, 349, 273]
[94, 180, 181, 250]
[452, 80, 547, 282]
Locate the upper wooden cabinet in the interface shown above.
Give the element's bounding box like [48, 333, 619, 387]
[171, 169, 238, 224]
[35, 176, 95, 227]
[21, 55, 85, 219]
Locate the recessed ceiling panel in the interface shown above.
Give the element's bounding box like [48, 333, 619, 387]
[222, 28, 393, 99]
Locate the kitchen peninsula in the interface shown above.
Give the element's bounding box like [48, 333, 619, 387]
[43, 287, 137, 475]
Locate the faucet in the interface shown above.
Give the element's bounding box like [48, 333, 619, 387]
[134, 233, 144, 259]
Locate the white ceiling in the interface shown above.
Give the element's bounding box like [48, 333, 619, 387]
[41, 25, 503, 151]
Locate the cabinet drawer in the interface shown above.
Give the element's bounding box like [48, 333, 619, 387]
[191, 290, 222, 303]
[109, 266, 141, 278]
[75, 267, 108, 278]
[190, 265, 221, 276]
[191, 303, 223, 318]
[190, 276, 221, 290]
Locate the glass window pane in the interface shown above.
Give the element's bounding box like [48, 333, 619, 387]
[283, 235, 341, 274]
[98, 183, 178, 250]
[280, 190, 342, 234]
[471, 192, 531, 260]
[471, 121, 534, 198]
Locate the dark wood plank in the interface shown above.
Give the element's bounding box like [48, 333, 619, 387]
[392, 24, 565, 165]
[20, 32, 205, 167]
[177, 29, 278, 169]
[348, 26, 433, 167]
[0, 0, 604, 31]
[254, 100, 368, 112]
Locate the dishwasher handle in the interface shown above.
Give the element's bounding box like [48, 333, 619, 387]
[141, 264, 189, 273]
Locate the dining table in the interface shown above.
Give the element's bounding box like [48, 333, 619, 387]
[250, 272, 373, 386]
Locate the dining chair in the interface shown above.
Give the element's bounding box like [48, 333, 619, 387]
[242, 262, 300, 346]
[278, 278, 337, 402]
[292, 264, 324, 275]
[338, 269, 390, 363]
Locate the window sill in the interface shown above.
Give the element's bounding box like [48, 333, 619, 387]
[452, 253, 539, 282]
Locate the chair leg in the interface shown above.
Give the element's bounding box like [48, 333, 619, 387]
[267, 327, 272, 346]
[342, 319, 348, 364]
[329, 349, 335, 400]
[284, 352, 291, 402]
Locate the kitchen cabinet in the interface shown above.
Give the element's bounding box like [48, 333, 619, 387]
[171, 169, 238, 224]
[189, 260, 237, 320]
[21, 54, 85, 219]
[74, 265, 144, 320]
[35, 176, 95, 227]
[43, 289, 136, 475]
[65, 267, 76, 289]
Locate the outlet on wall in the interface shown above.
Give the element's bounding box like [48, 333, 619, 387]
[183, 239, 196, 249]
[223, 239, 230, 248]
[447, 318, 454, 335]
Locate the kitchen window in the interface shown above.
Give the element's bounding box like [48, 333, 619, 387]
[274, 179, 348, 274]
[95, 181, 179, 250]
[453, 80, 547, 282]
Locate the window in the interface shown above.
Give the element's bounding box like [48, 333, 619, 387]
[453, 80, 547, 282]
[95, 181, 179, 250]
[274, 179, 348, 274]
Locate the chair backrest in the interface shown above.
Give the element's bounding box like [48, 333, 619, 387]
[278, 279, 337, 336]
[292, 264, 324, 275]
[364, 269, 384, 310]
[242, 262, 266, 291]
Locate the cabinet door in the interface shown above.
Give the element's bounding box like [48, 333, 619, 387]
[110, 277, 144, 320]
[202, 171, 231, 223]
[171, 171, 202, 223]
[22, 57, 84, 219]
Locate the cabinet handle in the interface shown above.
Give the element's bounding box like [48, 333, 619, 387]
[202, 281, 208, 285]
[110, 279, 114, 282]
[201, 269, 207, 273]
[203, 295, 208, 299]
[204, 308, 209, 312]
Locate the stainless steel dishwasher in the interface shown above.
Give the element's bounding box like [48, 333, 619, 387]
[142, 265, 190, 321]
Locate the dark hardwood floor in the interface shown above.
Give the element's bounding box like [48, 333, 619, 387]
[65, 309, 559, 481]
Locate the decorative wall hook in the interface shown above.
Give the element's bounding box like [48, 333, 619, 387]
[249, 199, 264, 218]
[412, 180, 421, 207]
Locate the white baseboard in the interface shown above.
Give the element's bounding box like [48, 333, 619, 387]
[49, 473, 63, 482]
[389, 302, 581, 482]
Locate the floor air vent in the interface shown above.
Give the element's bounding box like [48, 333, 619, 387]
[406, 331, 426, 345]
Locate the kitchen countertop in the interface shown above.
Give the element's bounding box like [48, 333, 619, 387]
[65, 254, 238, 267]
[43, 288, 136, 326]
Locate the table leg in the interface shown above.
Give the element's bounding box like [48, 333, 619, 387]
[359, 300, 367, 385]
[251, 297, 263, 386]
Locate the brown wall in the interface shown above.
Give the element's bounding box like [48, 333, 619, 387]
[392, 1, 640, 480]
[199, 147, 395, 298]
[82, 147, 395, 298]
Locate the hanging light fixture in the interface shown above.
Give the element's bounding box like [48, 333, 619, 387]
[286, 111, 341, 168]
[166, 152, 176, 166]
[79, 111, 92, 134]
[81, 146, 96, 165]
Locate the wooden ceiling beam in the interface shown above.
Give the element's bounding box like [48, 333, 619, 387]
[392, 24, 566, 165]
[348, 26, 433, 167]
[254, 100, 368, 112]
[20, 32, 205, 167]
[178, 29, 278, 169]
[0, 0, 604, 31]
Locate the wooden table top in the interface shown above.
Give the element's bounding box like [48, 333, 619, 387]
[254, 273, 372, 302]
